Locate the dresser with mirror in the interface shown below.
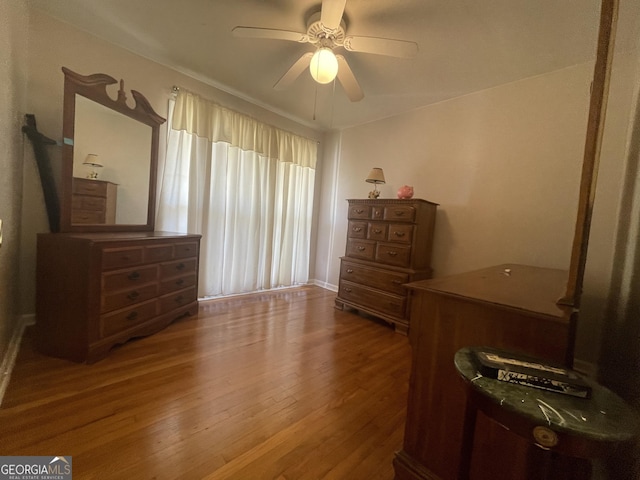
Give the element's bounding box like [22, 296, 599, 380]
[35, 68, 201, 363]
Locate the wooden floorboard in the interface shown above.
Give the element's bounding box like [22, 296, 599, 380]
[0, 286, 411, 479]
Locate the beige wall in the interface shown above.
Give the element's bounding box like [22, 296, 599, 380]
[313, 50, 640, 365]
[0, 0, 28, 363]
[20, 10, 325, 313]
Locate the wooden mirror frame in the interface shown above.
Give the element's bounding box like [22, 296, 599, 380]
[59, 67, 166, 233]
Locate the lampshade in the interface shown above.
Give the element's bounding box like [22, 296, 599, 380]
[365, 168, 386, 185]
[309, 48, 339, 84]
[83, 154, 103, 168]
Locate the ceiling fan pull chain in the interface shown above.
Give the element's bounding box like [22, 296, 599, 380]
[313, 82, 319, 121]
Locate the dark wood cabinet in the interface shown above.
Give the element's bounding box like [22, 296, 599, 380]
[35, 231, 201, 363]
[335, 198, 437, 333]
[393, 264, 576, 480]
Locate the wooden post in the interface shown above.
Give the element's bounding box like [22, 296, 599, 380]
[558, 0, 619, 308]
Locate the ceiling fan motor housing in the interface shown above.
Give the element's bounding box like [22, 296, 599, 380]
[307, 11, 346, 49]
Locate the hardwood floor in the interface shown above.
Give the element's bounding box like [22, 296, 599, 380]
[0, 286, 411, 479]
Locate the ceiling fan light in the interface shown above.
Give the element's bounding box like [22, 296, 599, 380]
[309, 48, 338, 84]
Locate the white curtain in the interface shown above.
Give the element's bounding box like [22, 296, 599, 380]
[157, 90, 317, 298]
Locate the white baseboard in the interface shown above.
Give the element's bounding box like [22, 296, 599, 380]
[0, 314, 33, 407]
[312, 279, 338, 292]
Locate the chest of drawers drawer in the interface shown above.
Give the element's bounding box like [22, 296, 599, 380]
[159, 286, 197, 312]
[160, 273, 197, 295]
[100, 299, 158, 338]
[72, 195, 106, 212]
[102, 265, 158, 291]
[376, 243, 412, 267]
[340, 261, 409, 295]
[102, 246, 145, 270]
[339, 280, 406, 318]
[348, 221, 368, 239]
[160, 258, 198, 278]
[368, 223, 388, 241]
[346, 239, 375, 260]
[101, 283, 159, 314]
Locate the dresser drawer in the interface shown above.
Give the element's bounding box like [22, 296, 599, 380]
[348, 221, 367, 239]
[72, 210, 104, 224]
[376, 243, 412, 267]
[339, 280, 406, 318]
[348, 204, 371, 220]
[72, 195, 106, 212]
[387, 224, 413, 244]
[175, 242, 199, 259]
[383, 205, 416, 223]
[101, 283, 159, 314]
[73, 179, 107, 196]
[159, 286, 197, 312]
[160, 258, 197, 278]
[346, 239, 375, 260]
[100, 299, 157, 338]
[102, 265, 158, 292]
[367, 222, 387, 241]
[144, 244, 174, 263]
[340, 261, 409, 295]
[160, 273, 197, 295]
[102, 246, 144, 270]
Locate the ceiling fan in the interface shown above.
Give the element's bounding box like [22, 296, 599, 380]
[232, 0, 418, 102]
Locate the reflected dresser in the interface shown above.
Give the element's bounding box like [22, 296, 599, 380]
[335, 198, 438, 333]
[35, 231, 201, 363]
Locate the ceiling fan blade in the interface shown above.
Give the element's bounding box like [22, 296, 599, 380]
[274, 52, 313, 90]
[336, 55, 364, 102]
[343, 36, 418, 58]
[232, 26, 309, 43]
[320, 0, 347, 31]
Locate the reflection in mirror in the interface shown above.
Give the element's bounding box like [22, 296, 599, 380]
[73, 95, 151, 225]
[60, 67, 165, 233]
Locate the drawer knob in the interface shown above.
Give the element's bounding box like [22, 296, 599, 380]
[357, 246, 366, 252]
[387, 251, 398, 256]
[128, 271, 140, 280]
[176, 279, 185, 286]
[532, 426, 558, 448]
[394, 231, 406, 237]
[392, 280, 402, 285]
[373, 229, 382, 234]
[346, 269, 354, 274]
[344, 287, 352, 293]
[127, 291, 140, 300]
[353, 227, 362, 232]
[354, 208, 364, 214]
[394, 211, 405, 216]
[176, 263, 186, 270]
[175, 295, 184, 304]
[126, 311, 138, 321]
[375, 211, 381, 217]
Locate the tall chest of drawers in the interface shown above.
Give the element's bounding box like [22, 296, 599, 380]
[335, 199, 438, 334]
[35, 231, 201, 363]
[71, 177, 118, 225]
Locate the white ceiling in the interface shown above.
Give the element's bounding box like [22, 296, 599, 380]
[30, 0, 637, 131]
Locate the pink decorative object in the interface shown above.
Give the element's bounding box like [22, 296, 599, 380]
[397, 185, 414, 199]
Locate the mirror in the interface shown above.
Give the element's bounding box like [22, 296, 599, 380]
[60, 67, 165, 232]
